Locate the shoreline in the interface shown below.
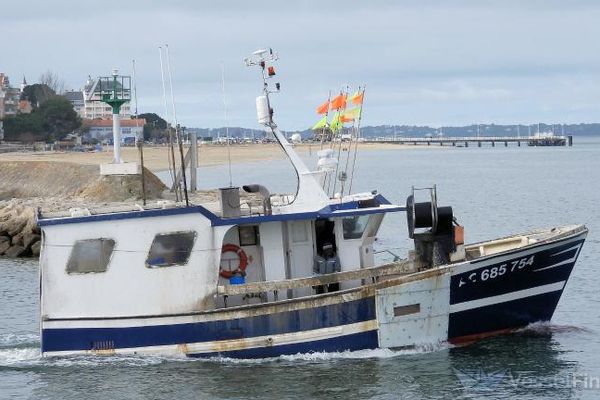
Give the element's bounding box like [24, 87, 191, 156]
[0, 142, 426, 173]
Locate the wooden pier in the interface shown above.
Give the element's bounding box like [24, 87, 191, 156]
[367, 135, 572, 147]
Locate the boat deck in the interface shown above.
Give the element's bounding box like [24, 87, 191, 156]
[216, 224, 586, 307]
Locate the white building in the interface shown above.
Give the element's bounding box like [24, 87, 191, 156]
[0, 73, 20, 119]
[82, 118, 144, 144]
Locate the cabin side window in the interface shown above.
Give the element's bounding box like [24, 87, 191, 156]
[66, 238, 115, 274]
[342, 215, 370, 239]
[146, 231, 196, 268]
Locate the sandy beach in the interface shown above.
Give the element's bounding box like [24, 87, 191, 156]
[0, 142, 420, 172]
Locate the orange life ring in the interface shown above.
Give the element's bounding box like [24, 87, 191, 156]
[219, 244, 248, 279]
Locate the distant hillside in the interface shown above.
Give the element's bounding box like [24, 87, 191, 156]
[188, 123, 600, 140]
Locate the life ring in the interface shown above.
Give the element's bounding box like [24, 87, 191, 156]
[219, 244, 248, 279]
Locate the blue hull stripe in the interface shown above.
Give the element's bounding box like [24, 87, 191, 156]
[189, 330, 379, 359]
[448, 290, 563, 339]
[42, 297, 376, 353]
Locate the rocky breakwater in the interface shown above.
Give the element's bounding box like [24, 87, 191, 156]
[0, 160, 167, 258]
[0, 202, 40, 257]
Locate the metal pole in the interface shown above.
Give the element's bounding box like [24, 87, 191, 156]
[190, 132, 197, 192]
[112, 111, 121, 163]
[139, 140, 147, 205]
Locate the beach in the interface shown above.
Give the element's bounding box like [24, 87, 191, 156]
[0, 142, 419, 172]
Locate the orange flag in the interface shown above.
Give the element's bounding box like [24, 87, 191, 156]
[351, 90, 364, 105]
[330, 94, 347, 110]
[316, 100, 329, 115]
[340, 114, 354, 123]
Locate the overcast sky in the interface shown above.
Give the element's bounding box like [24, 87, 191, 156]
[2, 0, 600, 130]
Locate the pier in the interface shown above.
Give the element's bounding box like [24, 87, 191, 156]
[367, 135, 572, 147]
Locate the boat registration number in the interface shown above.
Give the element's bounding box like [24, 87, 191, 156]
[459, 255, 535, 287]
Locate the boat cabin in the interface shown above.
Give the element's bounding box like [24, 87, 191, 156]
[37, 190, 403, 320]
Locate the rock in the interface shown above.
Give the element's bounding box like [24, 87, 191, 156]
[31, 240, 41, 257]
[0, 235, 9, 244]
[5, 218, 27, 237]
[23, 233, 40, 249]
[0, 240, 10, 255]
[5, 245, 26, 258]
[11, 235, 23, 246]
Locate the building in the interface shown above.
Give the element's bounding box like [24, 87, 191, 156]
[82, 118, 145, 144]
[0, 73, 21, 119]
[63, 91, 85, 117]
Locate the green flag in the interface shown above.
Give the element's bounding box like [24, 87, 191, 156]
[329, 112, 342, 132]
[311, 115, 328, 130]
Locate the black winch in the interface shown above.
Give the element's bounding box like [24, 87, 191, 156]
[406, 185, 463, 268]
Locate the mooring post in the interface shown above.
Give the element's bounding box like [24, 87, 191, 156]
[190, 132, 198, 192]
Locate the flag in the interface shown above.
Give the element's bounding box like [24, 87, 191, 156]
[343, 107, 361, 118]
[316, 100, 329, 115]
[330, 94, 347, 110]
[311, 115, 328, 130]
[350, 90, 364, 105]
[329, 113, 342, 132]
[340, 114, 354, 123]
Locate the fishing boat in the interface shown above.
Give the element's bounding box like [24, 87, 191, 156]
[36, 50, 587, 358]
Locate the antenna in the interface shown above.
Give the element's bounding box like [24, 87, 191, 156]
[244, 48, 329, 208]
[132, 59, 147, 206]
[221, 63, 233, 188]
[159, 46, 178, 201]
[244, 47, 280, 127]
[165, 44, 189, 207]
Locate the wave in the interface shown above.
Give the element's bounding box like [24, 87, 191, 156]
[203, 342, 450, 364]
[0, 347, 40, 367]
[0, 338, 449, 367]
[0, 347, 190, 368]
[0, 333, 40, 348]
[516, 321, 591, 335]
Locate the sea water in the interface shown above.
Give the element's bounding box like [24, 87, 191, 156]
[2, 138, 599, 399]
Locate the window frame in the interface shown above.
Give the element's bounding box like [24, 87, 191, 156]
[341, 215, 370, 240]
[66, 238, 116, 275]
[145, 230, 197, 269]
[238, 225, 259, 246]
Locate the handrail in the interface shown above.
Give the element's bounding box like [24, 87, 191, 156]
[217, 260, 412, 296]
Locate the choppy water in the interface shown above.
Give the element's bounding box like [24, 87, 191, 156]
[2, 137, 600, 399]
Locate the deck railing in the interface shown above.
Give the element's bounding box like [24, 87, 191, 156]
[217, 260, 413, 298]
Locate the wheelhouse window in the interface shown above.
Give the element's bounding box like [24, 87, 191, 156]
[146, 231, 196, 268]
[66, 238, 115, 274]
[238, 225, 259, 246]
[342, 215, 370, 239]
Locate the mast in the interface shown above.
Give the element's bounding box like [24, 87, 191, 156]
[165, 44, 189, 207]
[244, 49, 328, 210]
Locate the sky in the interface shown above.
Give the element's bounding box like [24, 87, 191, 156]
[2, 0, 600, 130]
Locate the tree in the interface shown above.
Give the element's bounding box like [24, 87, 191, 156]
[38, 97, 81, 141]
[2, 113, 43, 142]
[39, 70, 65, 94]
[139, 113, 168, 141]
[20, 84, 56, 109]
